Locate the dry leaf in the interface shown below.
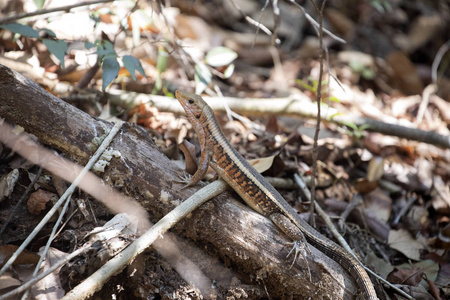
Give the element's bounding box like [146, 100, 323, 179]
[394, 14, 443, 53]
[364, 187, 392, 222]
[388, 229, 425, 260]
[265, 115, 279, 134]
[405, 206, 429, 233]
[354, 178, 378, 194]
[248, 155, 276, 174]
[32, 247, 67, 299]
[385, 51, 423, 95]
[365, 252, 394, 279]
[387, 267, 424, 286]
[0, 272, 21, 291]
[179, 140, 198, 176]
[0, 245, 40, 267]
[431, 175, 450, 213]
[398, 260, 439, 283]
[27, 189, 58, 215]
[367, 156, 384, 182]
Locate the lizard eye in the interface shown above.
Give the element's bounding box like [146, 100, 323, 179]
[188, 99, 194, 104]
[195, 114, 201, 119]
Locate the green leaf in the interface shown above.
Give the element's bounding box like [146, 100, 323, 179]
[163, 90, 174, 98]
[122, 55, 146, 81]
[42, 39, 68, 68]
[102, 58, 120, 91]
[84, 41, 95, 50]
[95, 41, 116, 59]
[295, 79, 316, 92]
[205, 46, 238, 67]
[194, 63, 212, 94]
[34, 0, 46, 9]
[329, 96, 341, 102]
[341, 121, 358, 131]
[0, 24, 39, 38]
[223, 63, 235, 78]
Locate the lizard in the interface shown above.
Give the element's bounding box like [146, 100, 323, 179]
[175, 90, 378, 299]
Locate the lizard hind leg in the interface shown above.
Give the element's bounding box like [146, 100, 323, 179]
[270, 213, 313, 279]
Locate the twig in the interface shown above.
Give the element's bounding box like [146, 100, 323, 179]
[107, 92, 450, 149]
[62, 180, 228, 300]
[0, 0, 114, 24]
[228, 0, 281, 44]
[0, 244, 91, 300]
[431, 39, 450, 84]
[270, 0, 281, 45]
[308, 0, 326, 226]
[287, 0, 346, 44]
[416, 84, 437, 124]
[1, 180, 227, 300]
[0, 121, 125, 277]
[392, 195, 417, 226]
[21, 194, 73, 300]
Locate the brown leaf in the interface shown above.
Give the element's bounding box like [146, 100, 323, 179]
[324, 8, 355, 40]
[179, 140, 198, 176]
[0, 245, 40, 267]
[394, 14, 443, 53]
[0, 272, 21, 290]
[387, 267, 424, 286]
[385, 51, 423, 95]
[265, 115, 279, 134]
[354, 178, 378, 194]
[27, 189, 57, 215]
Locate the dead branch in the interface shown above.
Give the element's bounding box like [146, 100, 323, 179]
[107, 91, 450, 149]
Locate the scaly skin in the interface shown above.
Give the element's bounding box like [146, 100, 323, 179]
[175, 90, 378, 299]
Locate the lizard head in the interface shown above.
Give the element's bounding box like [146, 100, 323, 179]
[175, 90, 209, 123]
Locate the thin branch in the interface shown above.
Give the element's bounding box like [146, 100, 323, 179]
[0, 0, 114, 24]
[21, 194, 73, 300]
[228, 0, 281, 44]
[287, 0, 346, 44]
[431, 39, 450, 84]
[308, 0, 326, 226]
[62, 180, 228, 300]
[106, 91, 450, 149]
[0, 121, 127, 277]
[270, 0, 281, 45]
[0, 244, 91, 300]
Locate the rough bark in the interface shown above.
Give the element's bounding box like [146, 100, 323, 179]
[0, 64, 360, 299]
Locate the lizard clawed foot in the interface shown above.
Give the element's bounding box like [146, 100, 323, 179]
[286, 241, 312, 281]
[173, 172, 193, 190]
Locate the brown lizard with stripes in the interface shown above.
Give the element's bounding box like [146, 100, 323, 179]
[175, 90, 378, 299]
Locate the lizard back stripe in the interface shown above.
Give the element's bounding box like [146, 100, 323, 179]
[176, 97, 378, 299]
